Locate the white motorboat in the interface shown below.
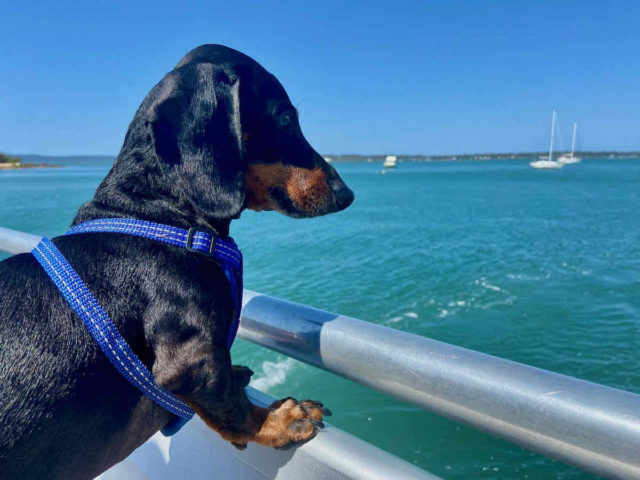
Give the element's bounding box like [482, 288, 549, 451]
[383, 155, 397, 168]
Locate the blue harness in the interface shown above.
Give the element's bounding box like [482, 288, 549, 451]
[31, 218, 243, 436]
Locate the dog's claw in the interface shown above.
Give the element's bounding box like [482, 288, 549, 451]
[300, 400, 332, 417]
[232, 442, 247, 450]
[275, 442, 296, 451]
[310, 420, 325, 429]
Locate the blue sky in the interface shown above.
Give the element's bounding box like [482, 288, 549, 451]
[1, 1, 639, 156]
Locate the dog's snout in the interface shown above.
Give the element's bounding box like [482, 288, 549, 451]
[332, 182, 354, 210]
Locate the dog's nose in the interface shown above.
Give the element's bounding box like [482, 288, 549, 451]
[334, 185, 355, 210]
[324, 162, 354, 211]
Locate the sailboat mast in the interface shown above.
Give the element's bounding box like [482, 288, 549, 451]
[571, 122, 577, 158]
[549, 110, 556, 162]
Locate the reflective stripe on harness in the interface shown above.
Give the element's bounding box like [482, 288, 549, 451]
[31, 219, 243, 435]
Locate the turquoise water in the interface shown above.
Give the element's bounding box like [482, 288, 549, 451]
[1, 158, 639, 479]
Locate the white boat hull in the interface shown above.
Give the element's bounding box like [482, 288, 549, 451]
[558, 155, 582, 164]
[96, 388, 435, 480]
[529, 160, 563, 169]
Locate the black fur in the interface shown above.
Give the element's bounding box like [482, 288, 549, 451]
[0, 45, 353, 479]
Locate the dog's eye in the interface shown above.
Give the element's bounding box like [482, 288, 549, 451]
[278, 111, 293, 128]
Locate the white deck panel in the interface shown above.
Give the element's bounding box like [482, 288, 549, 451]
[96, 388, 439, 480]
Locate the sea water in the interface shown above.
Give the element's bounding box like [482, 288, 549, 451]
[1, 158, 639, 479]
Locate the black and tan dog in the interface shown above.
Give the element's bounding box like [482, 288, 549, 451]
[0, 44, 354, 479]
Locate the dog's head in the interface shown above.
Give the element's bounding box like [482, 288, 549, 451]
[119, 44, 353, 223]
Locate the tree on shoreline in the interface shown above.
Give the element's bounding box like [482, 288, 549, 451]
[0, 153, 21, 164]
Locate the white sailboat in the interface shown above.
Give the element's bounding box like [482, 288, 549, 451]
[530, 110, 564, 169]
[558, 122, 582, 164]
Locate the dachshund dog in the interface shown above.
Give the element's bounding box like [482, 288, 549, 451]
[0, 44, 354, 480]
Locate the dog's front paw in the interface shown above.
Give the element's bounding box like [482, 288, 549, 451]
[255, 398, 331, 450]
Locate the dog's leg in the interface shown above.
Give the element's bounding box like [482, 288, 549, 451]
[177, 352, 330, 450]
[150, 297, 330, 450]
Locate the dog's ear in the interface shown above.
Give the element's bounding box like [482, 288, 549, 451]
[145, 63, 245, 220]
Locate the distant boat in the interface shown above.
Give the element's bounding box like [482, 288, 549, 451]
[530, 110, 564, 169]
[558, 123, 582, 164]
[383, 155, 397, 168]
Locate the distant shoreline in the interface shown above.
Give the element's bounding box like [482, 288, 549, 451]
[324, 151, 640, 163]
[0, 162, 62, 170]
[4, 151, 640, 167]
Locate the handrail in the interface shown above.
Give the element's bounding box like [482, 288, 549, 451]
[0, 226, 41, 254]
[2, 226, 640, 479]
[239, 292, 640, 480]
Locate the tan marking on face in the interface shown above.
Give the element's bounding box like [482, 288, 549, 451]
[245, 163, 331, 214]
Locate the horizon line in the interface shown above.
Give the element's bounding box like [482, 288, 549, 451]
[10, 150, 640, 159]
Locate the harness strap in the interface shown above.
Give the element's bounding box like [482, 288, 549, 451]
[66, 218, 243, 348]
[66, 218, 241, 270]
[31, 218, 244, 436]
[32, 237, 195, 420]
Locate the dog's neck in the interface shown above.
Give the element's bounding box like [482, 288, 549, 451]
[72, 154, 233, 237]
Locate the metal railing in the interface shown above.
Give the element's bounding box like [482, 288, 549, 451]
[2, 226, 640, 479]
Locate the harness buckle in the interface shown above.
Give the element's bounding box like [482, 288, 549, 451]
[186, 227, 216, 256]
